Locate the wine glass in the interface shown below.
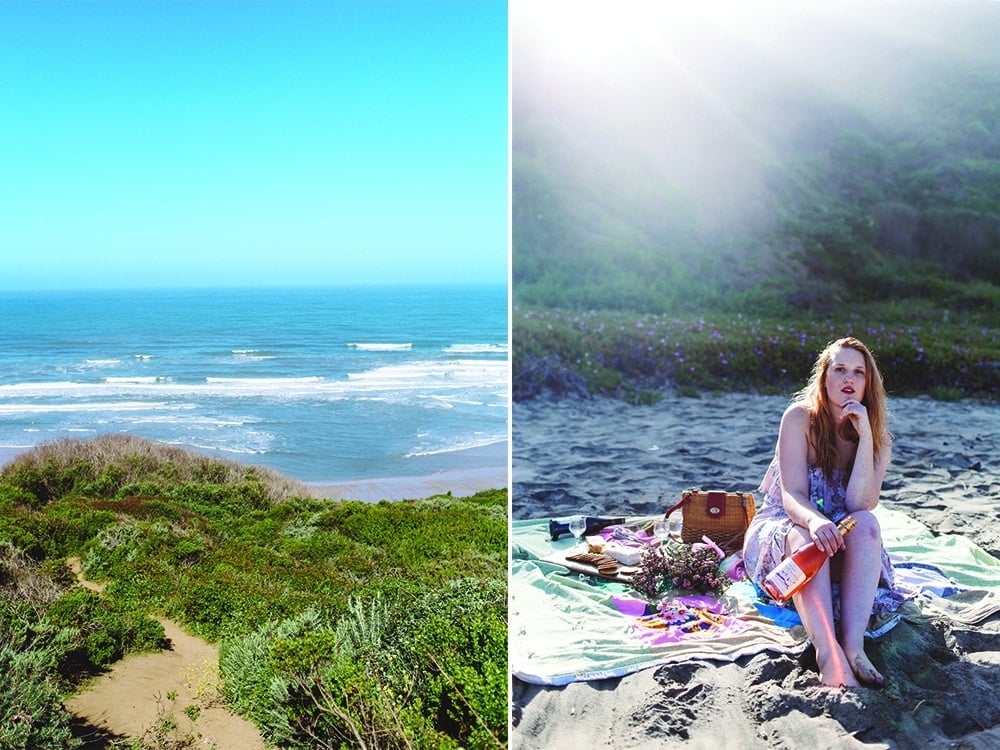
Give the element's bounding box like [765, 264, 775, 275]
[667, 514, 683, 543]
[652, 518, 669, 554]
[568, 515, 587, 549]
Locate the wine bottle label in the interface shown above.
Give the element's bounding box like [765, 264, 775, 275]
[764, 558, 807, 599]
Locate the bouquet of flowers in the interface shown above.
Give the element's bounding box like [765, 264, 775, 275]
[631, 537, 731, 600]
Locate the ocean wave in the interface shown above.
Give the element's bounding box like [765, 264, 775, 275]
[127, 415, 248, 427]
[404, 435, 507, 458]
[204, 376, 324, 385]
[0, 401, 179, 415]
[163, 439, 269, 456]
[231, 349, 278, 361]
[341, 360, 507, 394]
[0, 361, 508, 402]
[103, 376, 171, 385]
[347, 343, 413, 351]
[443, 344, 508, 354]
[419, 394, 486, 408]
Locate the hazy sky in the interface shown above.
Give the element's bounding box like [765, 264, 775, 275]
[0, 1, 507, 290]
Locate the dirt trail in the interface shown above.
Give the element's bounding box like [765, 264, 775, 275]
[65, 558, 267, 749]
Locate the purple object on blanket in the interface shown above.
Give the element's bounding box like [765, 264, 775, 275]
[613, 593, 749, 645]
[599, 525, 654, 547]
[721, 554, 746, 582]
[611, 594, 653, 616]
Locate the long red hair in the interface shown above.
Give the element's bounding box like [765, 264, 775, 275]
[794, 337, 889, 482]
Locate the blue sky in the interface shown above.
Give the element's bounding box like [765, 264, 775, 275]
[0, 1, 508, 290]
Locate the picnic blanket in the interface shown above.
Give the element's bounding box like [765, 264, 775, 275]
[511, 505, 1000, 686]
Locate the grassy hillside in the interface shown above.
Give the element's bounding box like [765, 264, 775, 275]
[0, 436, 506, 749]
[512, 1, 1000, 318]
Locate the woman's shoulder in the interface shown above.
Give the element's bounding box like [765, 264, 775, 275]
[781, 401, 811, 426]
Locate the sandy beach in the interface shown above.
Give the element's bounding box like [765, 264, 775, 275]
[307, 439, 509, 501]
[512, 392, 1000, 749]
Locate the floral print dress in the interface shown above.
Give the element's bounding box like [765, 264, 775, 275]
[742, 454, 897, 611]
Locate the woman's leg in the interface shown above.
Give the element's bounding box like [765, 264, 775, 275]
[786, 525, 858, 687]
[838, 510, 885, 686]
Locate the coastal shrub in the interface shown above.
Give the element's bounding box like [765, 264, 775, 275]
[267, 638, 414, 749]
[0, 563, 81, 749]
[220, 606, 410, 748]
[0, 435, 310, 507]
[0, 543, 63, 616]
[44, 588, 164, 675]
[219, 608, 328, 731]
[25, 499, 117, 559]
[385, 578, 508, 748]
[0, 482, 37, 508]
[84, 521, 174, 576]
[0, 460, 57, 507]
[0, 637, 78, 749]
[165, 480, 270, 518]
[219, 582, 507, 749]
[263, 597, 414, 749]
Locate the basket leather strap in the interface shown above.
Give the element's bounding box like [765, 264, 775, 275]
[663, 490, 691, 519]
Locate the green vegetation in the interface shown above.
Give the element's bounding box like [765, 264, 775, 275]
[0, 436, 507, 749]
[514, 306, 998, 402]
[0, 542, 167, 748]
[512, 2, 999, 402]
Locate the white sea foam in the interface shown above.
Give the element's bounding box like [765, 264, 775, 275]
[163, 439, 268, 456]
[0, 361, 508, 404]
[204, 376, 324, 385]
[443, 344, 508, 354]
[103, 376, 170, 385]
[342, 360, 505, 391]
[231, 350, 277, 361]
[127, 415, 247, 427]
[347, 343, 413, 351]
[404, 436, 507, 458]
[82, 359, 121, 368]
[0, 401, 174, 415]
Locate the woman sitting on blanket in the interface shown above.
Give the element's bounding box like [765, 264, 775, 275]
[743, 337, 894, 688]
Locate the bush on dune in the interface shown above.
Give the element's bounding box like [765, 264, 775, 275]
[0, 434, 308, 508]
[0, 629, 78, 750]
[220, 579, 507, 749]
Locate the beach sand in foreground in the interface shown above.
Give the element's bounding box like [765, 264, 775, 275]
[512, 392, 1000, 750]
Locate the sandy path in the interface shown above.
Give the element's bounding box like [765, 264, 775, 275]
[65, 559, 267, 749]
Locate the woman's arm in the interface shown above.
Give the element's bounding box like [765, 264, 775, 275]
[777, 404, 842, 555]
[844, 401, 891, 511]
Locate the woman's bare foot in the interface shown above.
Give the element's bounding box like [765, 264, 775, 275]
[847, 651, 885, 688]
[816, 649, 860, 688]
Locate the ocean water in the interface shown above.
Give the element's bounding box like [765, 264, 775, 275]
[0, 285, 508, 483]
